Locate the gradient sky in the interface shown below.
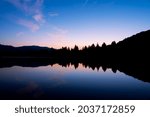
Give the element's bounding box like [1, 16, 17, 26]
[0, 0, 150, 48]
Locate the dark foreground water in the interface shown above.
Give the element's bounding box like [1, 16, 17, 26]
[0, 64, 150, 100]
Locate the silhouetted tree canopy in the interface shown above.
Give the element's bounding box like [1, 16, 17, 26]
[96, 43, 100, 48]
[102, 42, 106, 48]
[111, 41, 116, 46]
[74, 45, 79, 51]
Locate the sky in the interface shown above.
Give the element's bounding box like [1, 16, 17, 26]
[0, 0, 150, 48]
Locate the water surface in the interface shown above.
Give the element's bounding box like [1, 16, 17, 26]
[0, 64, 150, 99]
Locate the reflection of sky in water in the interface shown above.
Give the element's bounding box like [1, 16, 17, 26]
[0, 64, 150, 99]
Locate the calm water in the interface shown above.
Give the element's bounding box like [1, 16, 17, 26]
[0, 64, 150, 100]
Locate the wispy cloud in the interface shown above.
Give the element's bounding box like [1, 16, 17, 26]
[33, 14, 45, 23]
[18, 19, 39, 32]
[6, 0, 44, 31]
[6, 0, 43, 14]
[49, 12, 59, 17]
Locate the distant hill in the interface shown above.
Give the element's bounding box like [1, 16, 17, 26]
[117, 30, 150, 48]
[0, 44, 55, 57]
[114, 30, 149, 62]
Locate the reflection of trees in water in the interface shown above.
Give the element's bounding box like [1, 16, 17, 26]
[0, 57, 149, 83]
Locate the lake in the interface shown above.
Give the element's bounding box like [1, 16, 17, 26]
[0, 63, 150, 100]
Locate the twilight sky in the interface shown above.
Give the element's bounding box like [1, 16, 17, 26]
[0, 0, 150, 48]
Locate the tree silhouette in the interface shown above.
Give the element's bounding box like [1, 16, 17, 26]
[74, 45, 79, 51]
[96, 43, 100, 48]
[102, 42, 106, 48]
[91, 44, 95, 48]
[111, 41, 116, 46]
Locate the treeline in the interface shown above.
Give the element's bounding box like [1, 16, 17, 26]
[55, 41, 117, 61]
[0, 29, 149, 63]
[56, 29, 149, 63]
